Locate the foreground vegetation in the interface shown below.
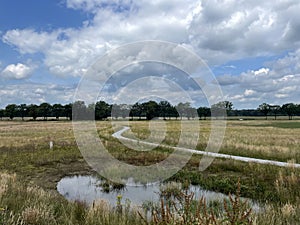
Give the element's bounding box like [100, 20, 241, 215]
[0, 120, 300, 224]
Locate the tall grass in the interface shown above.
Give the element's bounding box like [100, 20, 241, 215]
[0, 172, 144, 225]
[139, 180, 254, 225]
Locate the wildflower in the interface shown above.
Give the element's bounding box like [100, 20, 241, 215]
[117, 195, 122, 205]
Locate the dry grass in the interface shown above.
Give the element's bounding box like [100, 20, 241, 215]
[1, 120, 300, 224]
[2, 120, 298, 163]
[0, 121, 75, 149]
[220, 121, 300, 162]
[116, 120, 300, 162]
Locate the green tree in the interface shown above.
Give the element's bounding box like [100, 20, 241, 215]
[158, 101, 172, 120]
[142, 101, 159, 120]
[169, 105, 179, 120]
[296, 104, 300, 116]
[64, 103, 73, 120]
[197, 107, 211, 120]
[5, 104, 17, 120]
[17, 104, 27, 121]
[269, 105, 281, 120]
[130, 103, 143, 120]
[52, 104, 63, 120]
[258, 103, 270, 120]
[95, 101, 111, 120]
[282, 103, 297, 120]
[27, 104, 38, 120]
[39, 103, 52, 120]
[0, 109, 4, 120]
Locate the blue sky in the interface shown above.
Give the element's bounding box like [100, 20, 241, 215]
[1, 0, 300, 109]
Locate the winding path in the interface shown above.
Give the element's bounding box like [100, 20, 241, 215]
[112, 126, 300, 168]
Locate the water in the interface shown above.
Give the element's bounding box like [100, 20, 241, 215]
[57, 175, 231, 207]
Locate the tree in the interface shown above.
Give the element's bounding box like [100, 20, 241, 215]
[176, 102, 191, 120]
[296, 104, 300, 116]
[39, 103, 52, 120]
[269, 105, 281, 120]
[158, 101, 172, 120]
[73, 101, 87, 120]
[0, 109, 4, 120]
[130, 103, 143, 120]
[197, 107, 211, 120]
[111, 104, 130, 120]
[187, 106, 198, 119]
[111, 104, 121, 119]
[52, 104, 63, 120]
[5, 104, 17, 120]
[17, 104, 27, 121]
[258, 103, 270, 120]
[211, 101, 232, 118]
[282, 103, 297, 120]
[142, 101, 159, 120]
[119, 104, 130, 119]
[27, 104, 38, 120]
[63, 103, 73, 120]
[95, 101, 111, 120]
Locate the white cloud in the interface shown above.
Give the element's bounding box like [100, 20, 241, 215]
[244, 89, 255, 96]
[2, 29, 58, 54]
[254, 68, 269, 76]
[218, 52, 300, 108]
[2, 0, 300, 76]
[1, 0, 300, 108]
[1, 63, 34, 79]
[0, 83, 75, 108]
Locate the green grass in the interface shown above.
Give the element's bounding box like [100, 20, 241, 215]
[249, 121, 300, 129]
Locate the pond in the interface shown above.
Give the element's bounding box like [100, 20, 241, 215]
[57, 175, 253, 208]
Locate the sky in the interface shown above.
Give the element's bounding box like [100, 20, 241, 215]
[0, 0, 300, 109]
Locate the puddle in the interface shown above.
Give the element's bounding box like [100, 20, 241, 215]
[57, 175, 236, 207]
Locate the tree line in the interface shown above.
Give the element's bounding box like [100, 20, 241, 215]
[0, 101, 299, 121]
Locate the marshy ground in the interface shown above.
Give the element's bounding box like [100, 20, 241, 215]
[0, 119, 300, 224]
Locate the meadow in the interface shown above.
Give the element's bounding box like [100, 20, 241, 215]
[0, 119, 300, 224]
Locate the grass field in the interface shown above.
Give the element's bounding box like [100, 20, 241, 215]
[0, 120, 300, 224]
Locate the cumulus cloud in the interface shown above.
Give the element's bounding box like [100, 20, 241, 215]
[1, 63, 34, 79]
[3, 0, 300, 75]
[0, 83, 75, 108]
[2, 29, 58, 54]
[1, 0, 300, 108]
[218, 51, 300, 108]
[188, 0, 300, 63]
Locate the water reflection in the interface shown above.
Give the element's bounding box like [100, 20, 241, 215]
[57, 175, 229, 207]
